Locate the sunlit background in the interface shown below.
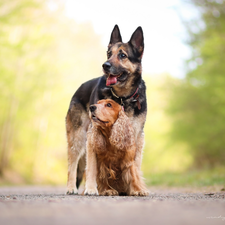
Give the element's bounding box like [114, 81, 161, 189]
[65, 0, 192, 78]
[0, 0, 224, 187]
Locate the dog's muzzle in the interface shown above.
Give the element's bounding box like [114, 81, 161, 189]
[102, 61, 112, 72]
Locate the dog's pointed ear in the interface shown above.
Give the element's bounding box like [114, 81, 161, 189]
[129, 26, 144, 58]
[108, 25, 122, 48]
[109, 110, 135, 150]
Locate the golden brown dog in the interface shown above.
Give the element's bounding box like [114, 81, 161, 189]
[84, 99, 149, 196]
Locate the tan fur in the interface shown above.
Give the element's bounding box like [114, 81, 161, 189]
[129, 113, 146, 170]
[84, 127, 99, 195]
[109, 44, 139, 75]
[84, 99, 148, 196]
[66, 109, 89, 194]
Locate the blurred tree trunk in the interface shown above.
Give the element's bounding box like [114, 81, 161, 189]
[0, 98, 18, 175]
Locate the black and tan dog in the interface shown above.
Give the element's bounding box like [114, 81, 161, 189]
[66, 25, 147, 195]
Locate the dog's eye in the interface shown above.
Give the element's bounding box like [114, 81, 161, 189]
[107, 51, 112, 59]
[119, 53, 127, 59]
[106, 103, 112, 107]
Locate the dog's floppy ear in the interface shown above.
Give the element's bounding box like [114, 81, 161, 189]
[109, 110, 135, 150]
[129, 26, 144, 58]
[87, 124, 106, 152]
[109, 25, 122, 47]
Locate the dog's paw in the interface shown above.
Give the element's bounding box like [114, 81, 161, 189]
[66, 187, 78, 195]
[101, 189, 119, 196]
[138, 189, 149, 196]
[84, 188, 99, 196]
[130, 189, 149, 196]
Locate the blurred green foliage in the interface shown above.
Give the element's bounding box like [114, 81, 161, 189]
[146, 166, 225, 187]
[167, 0, 225, 169]
[0, 0, 224, 186]
[0, 0, 105, 184]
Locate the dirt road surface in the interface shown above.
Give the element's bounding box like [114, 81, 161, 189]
[0, 186, 225, 225]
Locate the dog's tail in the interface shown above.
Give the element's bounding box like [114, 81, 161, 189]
[76, 154, 86, 189]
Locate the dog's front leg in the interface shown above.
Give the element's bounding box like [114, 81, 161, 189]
[135, 131, 145, 171]
[84, 144, 98, 196]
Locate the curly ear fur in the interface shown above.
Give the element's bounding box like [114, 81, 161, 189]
[109, 110, 135, 150]
[87, 124, 106, 153]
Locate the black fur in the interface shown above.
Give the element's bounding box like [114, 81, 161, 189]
[68, 75, 147, 117]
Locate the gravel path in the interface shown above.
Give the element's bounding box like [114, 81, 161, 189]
[0, 186, 225, 225]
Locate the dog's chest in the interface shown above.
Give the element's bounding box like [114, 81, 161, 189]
[98, 146, 125, 162]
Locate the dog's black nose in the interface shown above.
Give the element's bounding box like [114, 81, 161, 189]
[90, 105, 97, 112]
[102, 61, 111, 71]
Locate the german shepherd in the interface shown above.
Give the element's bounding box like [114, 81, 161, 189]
[66, 25, 147, 195]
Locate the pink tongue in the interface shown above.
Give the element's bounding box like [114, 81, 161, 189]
[106, 76, 117, 86]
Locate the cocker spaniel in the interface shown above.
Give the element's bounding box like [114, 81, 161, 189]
[84, 99, 149, 196]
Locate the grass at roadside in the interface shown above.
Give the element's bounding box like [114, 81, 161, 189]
[0, 167, 224, 190]
[145, 167, 225, 188]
